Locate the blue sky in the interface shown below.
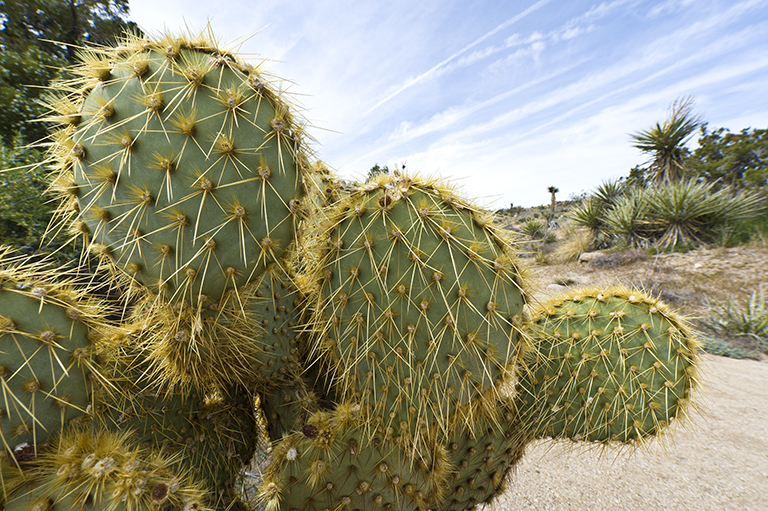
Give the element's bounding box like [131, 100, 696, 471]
[127, 0, 768, 207]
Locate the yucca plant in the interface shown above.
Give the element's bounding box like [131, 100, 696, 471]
[520, 218, 546, 240]
[592, 178, 627, 206]
[568, 197, 611, 249]
[630, 96, 701, 183]
[568, 179, 628, 249]
[644, 179, 765, 249]
[602, 188, 652, 248]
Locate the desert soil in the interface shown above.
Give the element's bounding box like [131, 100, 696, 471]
[498, 246, 768, 510]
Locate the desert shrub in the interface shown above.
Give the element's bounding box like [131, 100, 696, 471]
[551, 225, 592, 263]
[521, 218, 546, 239]
[699, 336, 762, 359]
[698, 284, 768, 355]
[602, 188, 652, 248]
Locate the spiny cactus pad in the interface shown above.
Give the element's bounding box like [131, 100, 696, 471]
[437, 395, 532, 511]
[0, 254, 109, 466]
[258, 405, 451, 511]
[516, 286, 699, 443]
[94, 343, 258, 507]
[246, 265, 305, 387]
[49, 31, 309, 303]
[2, 429, 210, 510]
[306, 173, 527, 446]
[125, 284, 263, 394]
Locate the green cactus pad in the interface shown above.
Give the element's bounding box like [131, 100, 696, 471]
[257, 404, 451, 511]
[0, 252, 110, 469]
[305, 173, 527, 447]
[48, 31, 311, 302]
[2, 429, 210, 511]
[437, 394, 532, 511]
[516, 285, 700, 444]
[247, 265, 306, 387]
[94, 341, 259, 508]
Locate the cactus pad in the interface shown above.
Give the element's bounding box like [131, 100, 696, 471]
[306, 173, 527, 446]
[0, 252, 109, 467]
[258, 405, 451, 511]
[49, 31, 310, 302]
[2, 429, 210, 510]
[516, 286, 700, 443]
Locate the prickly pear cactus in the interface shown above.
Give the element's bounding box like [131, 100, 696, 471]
[3, 429, 210, 511]
[304, 173, 528, 447]
[515, 286, 699, 443]
[3, 25, 705, 511]
[48, 31, 311, 303]
[258, 404, 452, 511]
[0, 249, 110, 468]
[94, 340, 259, 509]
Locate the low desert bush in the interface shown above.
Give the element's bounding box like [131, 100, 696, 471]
[698, 284, 768, 356]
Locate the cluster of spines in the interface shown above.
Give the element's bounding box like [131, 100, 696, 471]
[124, 284, 265, 396]
[2, 429, 209, 510]
[515, 285, 699, 444]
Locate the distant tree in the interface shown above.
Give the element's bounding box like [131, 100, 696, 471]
[367, 163, 389, 182]
[0, 0, 139, 144]
[0, 0, 138, 62]
[624, 165, 649, 189]
[547, 186, 559, 222]
[630, 96, 701, 183]
[0, 135, 57, 249]
[687, 125, 768, 189]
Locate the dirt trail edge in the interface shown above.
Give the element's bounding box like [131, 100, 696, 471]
[498, 354, 768, 510]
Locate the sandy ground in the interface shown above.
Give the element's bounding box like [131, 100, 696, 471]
[498, 354, 768, 510]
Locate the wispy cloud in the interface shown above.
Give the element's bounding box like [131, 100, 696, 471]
[362, 0, 555, 116]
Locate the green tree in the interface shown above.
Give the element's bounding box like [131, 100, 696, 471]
[688, 125, 768, 189]
[367, 163, 389, 182]
[0, 0, 139, 144]
[0, 0, 138, 61]
[0, 135, 58, 249]
[630, 96, 701, 183]
[0, 47, 63, 144]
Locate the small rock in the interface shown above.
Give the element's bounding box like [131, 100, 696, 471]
[546, 283, 567, 294]
[578, 251, 604, 264]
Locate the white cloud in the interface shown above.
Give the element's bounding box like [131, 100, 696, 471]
[361, 0, 555, 115]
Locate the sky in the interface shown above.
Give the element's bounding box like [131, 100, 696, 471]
[126, 0, 768, 207]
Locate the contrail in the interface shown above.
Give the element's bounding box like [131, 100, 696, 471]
[363, 0, 554, 116]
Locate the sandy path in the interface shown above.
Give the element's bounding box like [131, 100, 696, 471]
[498, 354, 768, 510]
